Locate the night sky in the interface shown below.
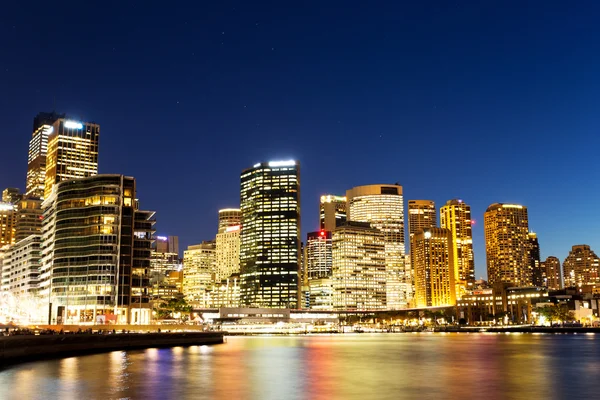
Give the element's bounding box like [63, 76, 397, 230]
[1, 2, 599, 279]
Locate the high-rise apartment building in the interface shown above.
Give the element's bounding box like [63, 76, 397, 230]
[541, 256, 562, 290]
[2, 188, 21, 204]
[215, 224, 241, 282]
[1, 235, 41, 297]
[239, 160, 301, 308]
[39, 175, 154, 325]
[14, 198, 43, 242]
[320, 195, 346, 231]
[0, 202, 16, 247]
[183, 241, 216, 306]
[563, 245, 600, 288]
[408, 200, 436, 237]
[346, 184, 406, 309]
[44, 118, 99, 199]
[218, 208, 241, 233]
[332, 222, 386, 310]
[412, 227, 456, 308]
[305, 231, 333, 279]
[528, 232, 542, 286]
[440, 199, 475, 296]
[484, 203, 531, 286]
[26, 112, 65, 199]
[150, 235, 181, 301]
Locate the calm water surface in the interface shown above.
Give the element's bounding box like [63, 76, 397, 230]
[1, 333, 599, 400]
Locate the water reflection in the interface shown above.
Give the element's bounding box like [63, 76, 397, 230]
[2, 334, 600, 400]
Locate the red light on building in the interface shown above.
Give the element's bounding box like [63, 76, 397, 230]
[319, 230, 325, 236]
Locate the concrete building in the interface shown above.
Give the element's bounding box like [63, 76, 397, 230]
[0, 202, 16, 247]
[563, 245, 600, 288]
[319, 195, 346, 231]
[0, 235, 41, 296]
[39, 175, 155, 325]
[346, 184, 407, 309]
[440, 199, 475, 297]
[484, 203, 532, 286]
[44, 117, 99, 199]
[541, 256, 562, 290]
[14, 198, 43, 242]
[217, 208, 241, 233]
[408, 200, 436, 236]
[215, 224, 241, 282]
[183, 241, 216, 307]
[240, 160, 301, 308]
[332, 222, 387, 311]
[412, 227, 456, 308]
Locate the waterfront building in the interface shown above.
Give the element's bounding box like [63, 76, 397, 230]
[541, 256, 562, 290]
[239, 160, 301, 309]
[305, 230, 332, 280]
[215, 224, 241, 282]
[484, 203, 532, 286]
[218, 208, 241, 233]
[528, 232, 543, 286]
[309, 277, 334, 310]
[26, 112, 65, 199]
[150, 235, 181, 301]
[207, 274, 241, 308]
[346, 184, 407, 309]
[0, 202, 16, 247]
[183, 241, 216, 307]
[39, 175, 155, 325]
[563, 245, 600, 288]
[319, 195, 346, 231]
[44, 117, 100, 199]
[14, 198, 43, 242]
[2, 188, 21, 204]
[0, 235, 41, 296]
[408, 200, 436, 236]
[440, 199, 475, 297]
[412, 227, 456, 308]
[332, 221, 387, 310]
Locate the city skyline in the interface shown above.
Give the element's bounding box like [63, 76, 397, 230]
[2, 3, 600, 279]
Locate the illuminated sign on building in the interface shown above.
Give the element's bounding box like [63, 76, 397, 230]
[268, 160, 296, 167]
[64, 121, 83, 129]
[156, 236, 168, 241]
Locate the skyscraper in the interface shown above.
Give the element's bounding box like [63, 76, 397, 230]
[183, 241, 216, 306]
[39, 175, 154, 325]
[26, 112, 65, 199]
[484, 203, 531, 286]
[541, 256, 562, 290]
[239, 160, 301, 308]
[0, 202, 16, 247]
[440, 199, 475, 296]
[332, 222, 386, 310]
[408, 200, 436, 236]
[319, 195, 346, 231]
[305, 230, 334, 309]
[1, 235, 41, 298]
[346, 184, 406, 309]
[150, 235, 181, 301]
[14, 198, 43, 242]
[44, 118, 100, 199]
[528, 232, 542, 286]
[563, 245, 600, 288]
[215, 224, 241, 282]
[218, 208, 242, 233]
[412, 227, 456, 308]
[2, 188, 21, 204]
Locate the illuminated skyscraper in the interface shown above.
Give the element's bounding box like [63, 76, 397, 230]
[484, 203, 531, 286]
[183, 241, 216, 306]
[440, 199, 475, 296]
[39, 175, 154, 325]
[408, 200, 436, 236]
[528, 232, 542, 286]
[541, 256, 562, 290]
[14, 198, 43, 242]
[306, 230, 333, 279]
[0, 202, 16, 247]
[412, 227, 456, 307]
[1, 235, 41, 298]
[44, 118, 99, 199]
[240, 160, 301, 308]
[218, 208, 242, 233]
[563, 245, 600, 288]
[2, 188, 21, 204]
[215, 224, 241, 282]
[150, 235, 181, 300]
[332, 222, 386, 310]
[26, 112, 65, 199]
[346, 184, 406, 309]
[320, 195, 346, 231]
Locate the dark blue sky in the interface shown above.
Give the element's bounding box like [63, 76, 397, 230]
[1, 1, 599, 278]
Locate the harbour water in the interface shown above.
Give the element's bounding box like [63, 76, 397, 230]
[1, 333, 599, 400]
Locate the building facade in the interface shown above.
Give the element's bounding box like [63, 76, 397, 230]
[528, 232, 542, 286]
[218, 208, 241, 233]
[484, 203, 532, 286]
[2, 188, 21, 204]
[14, 198, 43, 242]
[44, 118, 100, 199]
[215, 225, 241, 282]
[183, 241, 216, 307]
[332, 222, 387, 310]
[541, 256, 562, 290]
[563, 245, 600, 288]
[239, 160, 301, 308]
[346, 184, 406, 309]
[407, 200, 436, 236]
[0, 202, 16, 247]
[27, 112, 65, 199]
[319, 195, 347, 231]
[412, 227, 456, 308]
[1, 235, 41, 296]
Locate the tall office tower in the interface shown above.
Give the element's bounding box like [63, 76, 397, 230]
[1, 235, 42, 297]
[320, 195, 347, 231]
[306, 231, 333, 310]
[14, 198, 43, 242]
[332, 222, 387, 310]
[240, 160, 301, 308]
[563, 245, 600, 288]
[215, 224, 241, 282]
[528, 232, 542, 286]
[218, 208, 241, 233]
[412, 228, 456, 307]
[408, 200, 437, 236]
[346, 184, 406, 309]
[39, 175, 154, 325]
[541, 256, 562, 290]
[182, 241, 216, 306]
[440, 199, 475, 297]
[151, 235, 180, 275]
[44, 118, 100, 199]
[2, 188, 21, 204]
[484, 203, 532, 286]
[0, 202, 16, 247]
[26, 112, 65, 198]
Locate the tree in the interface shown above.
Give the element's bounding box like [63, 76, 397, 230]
[154, 298, 193, 320]
[537, 305, 575, 325]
